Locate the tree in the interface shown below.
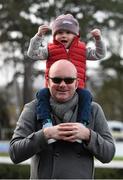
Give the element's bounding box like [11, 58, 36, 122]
[0, 0, 46, 105]
[94, 53, 123, 121]
[0, 90, 10, 139]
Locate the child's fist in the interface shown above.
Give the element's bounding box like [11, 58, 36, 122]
[37, 25, 50, 36]
[91, 29, 101, 40]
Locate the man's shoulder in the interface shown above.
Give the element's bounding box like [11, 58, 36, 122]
[91, 101, 102, 111]
[24, 99, 37, 110]
[91, 101, 100, 107]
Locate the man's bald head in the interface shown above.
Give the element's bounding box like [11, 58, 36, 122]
[49, 59, 77, 78]
[48, 59, 78, 102]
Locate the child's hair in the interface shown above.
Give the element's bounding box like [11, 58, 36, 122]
[51, 14, 80, 36]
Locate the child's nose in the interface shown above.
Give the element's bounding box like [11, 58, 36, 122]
[62, 33, 67, 37]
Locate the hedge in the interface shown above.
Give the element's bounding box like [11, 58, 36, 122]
[0, 164, 29, 179]
[0, 164, 123, 179]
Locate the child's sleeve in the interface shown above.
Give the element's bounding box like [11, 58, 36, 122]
[86, 39, 106, 60]
[27, 34, 48, 60]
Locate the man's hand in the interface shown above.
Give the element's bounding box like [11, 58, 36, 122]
[43, 123, 91, 143]
[43, 124, 63, 140]
[90, 28, 101, 40]
[37, 25, 50, 37]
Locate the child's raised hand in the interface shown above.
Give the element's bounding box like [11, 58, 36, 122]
[37, 25, 50, 37]
[90, 28, 101, 40]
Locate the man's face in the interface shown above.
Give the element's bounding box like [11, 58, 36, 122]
[55, 30, 76, 49]
[48, 65, 78, 103]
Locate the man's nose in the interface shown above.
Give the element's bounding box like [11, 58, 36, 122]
[59, 80, 66, 86]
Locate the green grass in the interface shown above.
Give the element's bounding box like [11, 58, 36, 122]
[113, 156, 123, 161]
[0, 152, 9, 157]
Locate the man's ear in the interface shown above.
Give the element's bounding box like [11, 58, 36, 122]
[75, 78, 79, 89]
[45, 76, 50, 87]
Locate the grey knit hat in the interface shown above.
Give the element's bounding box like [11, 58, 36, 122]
[51, 14, 80, 36]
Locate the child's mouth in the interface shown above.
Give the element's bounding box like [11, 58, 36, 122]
[61, 40, 68, 43]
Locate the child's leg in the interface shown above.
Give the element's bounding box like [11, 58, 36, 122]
[36, 88, 51, 122]
[36, 88, 56, 144]
[77, 88, 92, 126]
[75, 88, 92, 143]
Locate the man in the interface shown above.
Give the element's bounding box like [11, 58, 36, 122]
[9, 60, 115, 179]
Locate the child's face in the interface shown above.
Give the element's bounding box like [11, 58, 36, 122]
[55, 30, 76, 49]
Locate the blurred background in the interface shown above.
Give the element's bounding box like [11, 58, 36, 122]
[0, 0, 123, 179]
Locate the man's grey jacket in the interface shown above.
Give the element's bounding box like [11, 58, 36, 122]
[9, 100, 115, 179]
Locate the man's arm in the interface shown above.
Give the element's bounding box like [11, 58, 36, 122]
[9, 100, 48, 164]
[84, 102, 116, 163]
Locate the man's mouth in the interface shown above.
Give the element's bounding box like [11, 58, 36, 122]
[57, 89, 68, 93]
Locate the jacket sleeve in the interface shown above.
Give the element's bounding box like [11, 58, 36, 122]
[27, 34, 48, 60]
[86, 39, 106, 60]
[84, 102, 116, 163]
[9, 100, 48, 164]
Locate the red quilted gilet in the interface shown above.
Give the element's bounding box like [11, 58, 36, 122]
[45, 37, 86, 88]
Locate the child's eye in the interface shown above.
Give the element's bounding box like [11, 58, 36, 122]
[57, 31, 63, 34]
[66, 31, 71, 34]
